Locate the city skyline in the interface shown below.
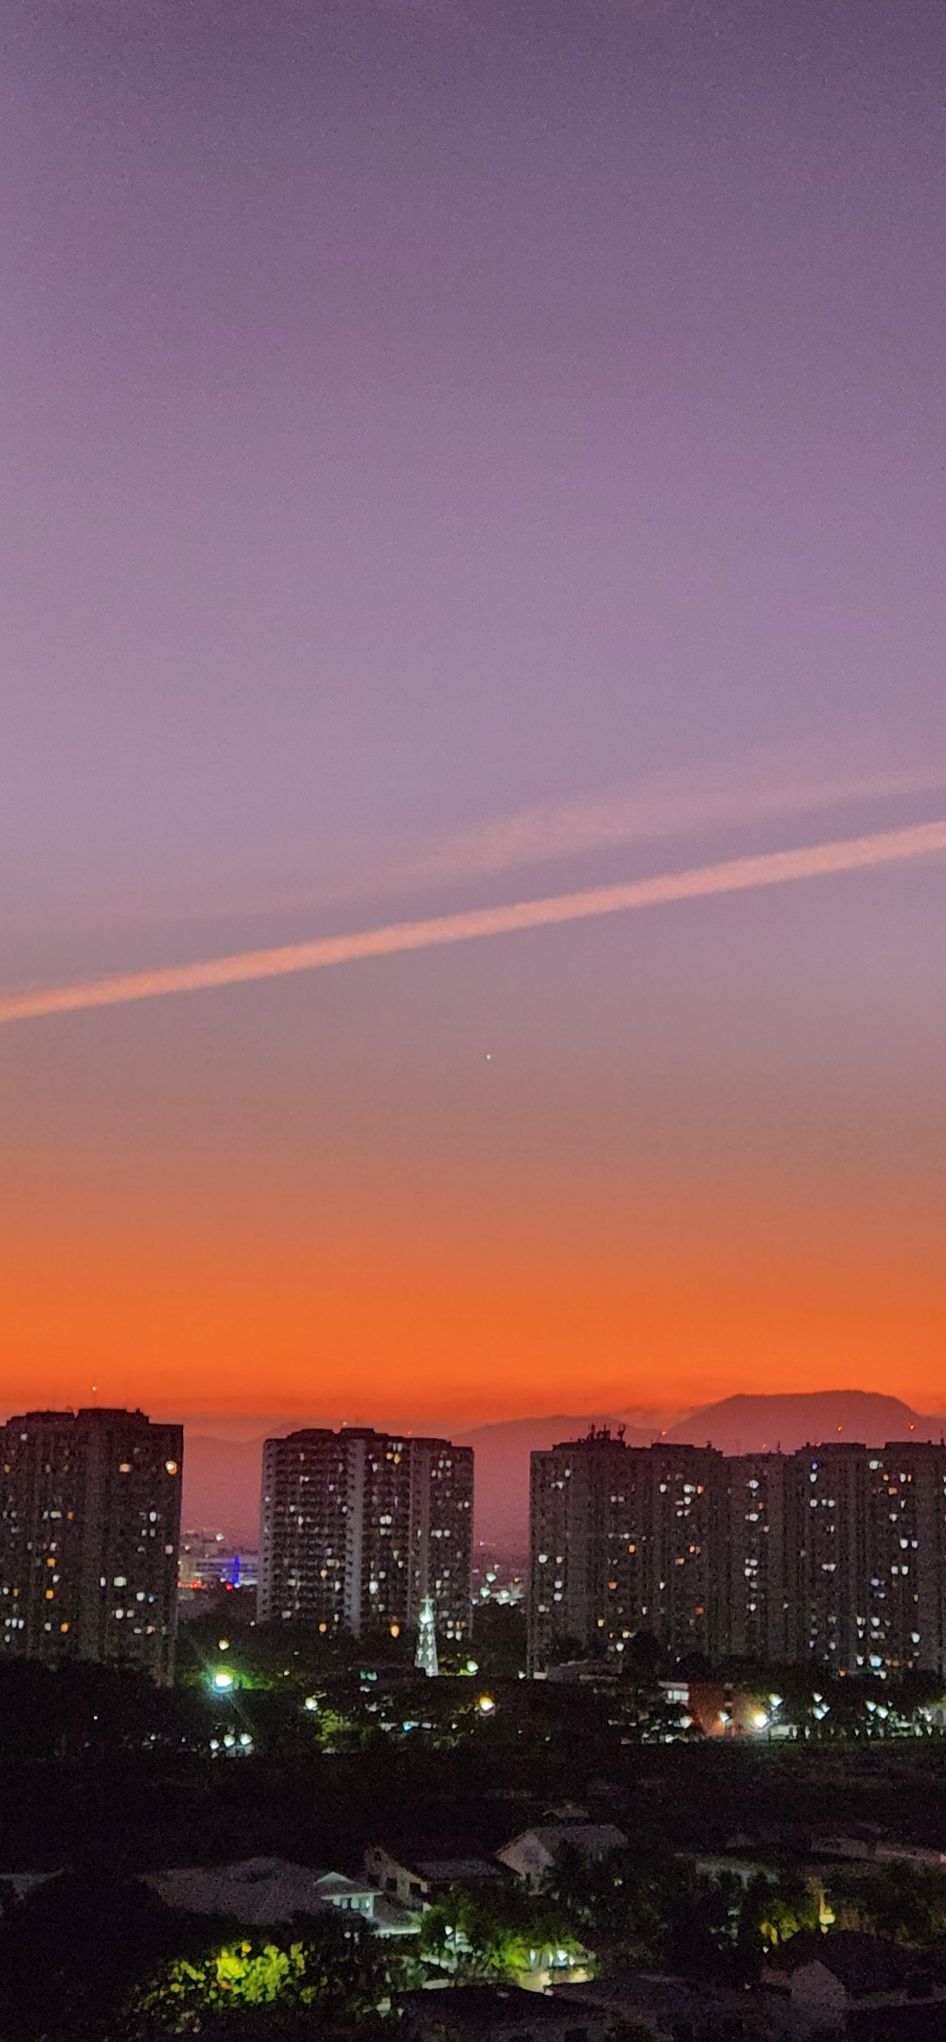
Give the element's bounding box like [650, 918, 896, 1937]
[3, 0, 945, 1428]
[5, 1393, 946, 1686]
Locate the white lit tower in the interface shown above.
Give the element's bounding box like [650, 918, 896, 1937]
[415, 1593, 439, 1676]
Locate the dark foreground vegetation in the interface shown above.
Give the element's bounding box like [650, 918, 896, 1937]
[3, 1649, 946, 2040]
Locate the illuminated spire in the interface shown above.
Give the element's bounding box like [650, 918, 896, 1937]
[415, 1594, 439, 1678]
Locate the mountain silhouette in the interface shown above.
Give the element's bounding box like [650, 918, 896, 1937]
[663, 1388, 941, 1455]
[181, 1390, 943, 1555]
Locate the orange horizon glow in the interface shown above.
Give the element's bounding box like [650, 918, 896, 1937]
[4, 834, 944, 1435]
[3, 1198, 944, 1425]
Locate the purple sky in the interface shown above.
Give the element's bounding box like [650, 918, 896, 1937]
[2, 0, 945, 1424]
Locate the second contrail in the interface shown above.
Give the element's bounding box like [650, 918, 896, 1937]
[2, 816, 944, 1028]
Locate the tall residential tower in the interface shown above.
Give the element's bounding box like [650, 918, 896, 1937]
[528, 1430, 723, 1672]
[528, 1431, 946, 1678]
[0, 1407, 183, 1684]
[258, 1427, 473, 1650]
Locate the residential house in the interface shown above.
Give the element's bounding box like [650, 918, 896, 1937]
[496, 1824, 627, 1891]
[398, 1983, 609, 2042]
[144, 1856, 414, 1935]
[364, 1843, 504, 1912]
[765, 1929, 946, 2034]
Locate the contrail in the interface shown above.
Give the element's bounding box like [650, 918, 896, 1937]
[2, 817, 944, 1029]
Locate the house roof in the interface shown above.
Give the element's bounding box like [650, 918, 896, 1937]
[312, 1870, 374, 1898]
[769, 1930, 908, 1995]
[368, 1843, 502, 1883]
[142, 1859, 364, 1925]
[398, 1985, 601, 2025]
[499, 1823, 627, 1861]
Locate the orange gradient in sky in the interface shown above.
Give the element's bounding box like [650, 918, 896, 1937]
[4, 0, 946, 1437]
[2, 857, 944, 1427]
[2, 1163, 944, 1422]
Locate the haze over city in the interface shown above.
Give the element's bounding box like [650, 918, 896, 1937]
[3, 0, 944, 1435]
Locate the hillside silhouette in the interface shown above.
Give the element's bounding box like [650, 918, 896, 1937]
[181, 1389, 942, 1552]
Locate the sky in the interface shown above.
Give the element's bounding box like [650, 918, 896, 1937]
[1, 0, 944, 1429]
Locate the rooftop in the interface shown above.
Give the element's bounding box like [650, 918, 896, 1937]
[768, 1930, 910, 1995]
[398, 1985, 601, 2023]
[500, 1823, 627, 1857]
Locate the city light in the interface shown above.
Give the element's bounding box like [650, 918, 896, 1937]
[477, 1694, 496, 1714]
[211, 1669, 234, 1692]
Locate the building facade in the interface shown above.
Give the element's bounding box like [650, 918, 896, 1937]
[258, 1427, 473, 1647]
[0, 1407, 183, 1683]
[528, 1430, 723, 1672]
[866, 1442, 946, 1677]
[528, 1432, 946, 1677]
[724, 1452, 792, 1664]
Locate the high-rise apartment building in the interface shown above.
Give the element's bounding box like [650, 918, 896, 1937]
[529, 1429, 631, 1674]
[724, 1453, 792, 1664]
[865, 1443, 946, 1676]
[529, 1432, 946, 1678]
[0, 1408, 182, 1684]
[528, 1431, 722, 1673]
[258, 1427, 473, 1647]
[792, 1443, 874, 1673]
[640, 1443, 723, 1657]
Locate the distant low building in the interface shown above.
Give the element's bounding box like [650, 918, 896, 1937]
[496, 1823, 627, 1891]
[178, 1531, 258, 1605]
[366, 1843, 593, 1994]
[765, 1929, 946, 2034]
[557, 1965, 781, 2041]
[397, 1984, 609, 2042]
[364, 1843, 504, 1912]
[144, 1857, 414, 1935]
[659, 1678, 787, 1739]
[543, 1660, 618, 1687]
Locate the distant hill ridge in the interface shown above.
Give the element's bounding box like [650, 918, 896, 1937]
[181, 1389, 943, 1551]
[662, 1388, 940, 1453]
